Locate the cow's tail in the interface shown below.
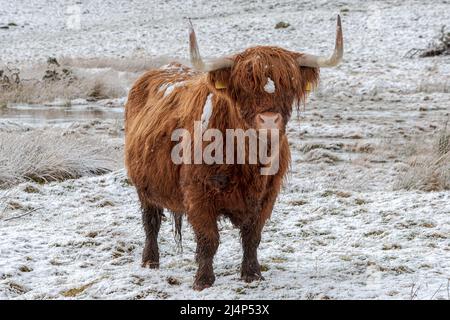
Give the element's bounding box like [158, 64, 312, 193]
[172, 212, 183, 253]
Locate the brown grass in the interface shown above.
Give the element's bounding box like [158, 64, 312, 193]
[0, 56, 174, 106]
[394, 126, 450, 191]
[0, 130, 123, 188]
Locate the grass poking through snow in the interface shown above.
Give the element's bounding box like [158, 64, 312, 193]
[0, 130, 122, 188]
[394, 125, 450, 191]
[0, 56, 173, 106]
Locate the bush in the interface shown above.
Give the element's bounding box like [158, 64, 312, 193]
[406, 25, 450, 58]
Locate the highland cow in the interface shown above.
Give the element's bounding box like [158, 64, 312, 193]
[125, 16, 344, 290]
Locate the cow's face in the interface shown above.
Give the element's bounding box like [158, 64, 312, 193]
[189, 15, 343, 132]
[206, 46, 320, 132]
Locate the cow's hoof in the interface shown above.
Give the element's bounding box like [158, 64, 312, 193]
[241, 273, 265, 283]
[192, 281, 213, 291]
[193, 273, 215, 291]
[142, 261, 159, 269]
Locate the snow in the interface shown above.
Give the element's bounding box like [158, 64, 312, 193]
[1, 169, 449, 300]
[159, 81, 186, 97]
[264, 78, 276, 94]
[201, 94, 214, 132]
[1, 0, 450, 300]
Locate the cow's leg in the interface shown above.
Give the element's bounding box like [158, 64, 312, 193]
[240, 179, 280, 282]
[188, 212, 219, 291]
[141, 205, 163, 269]
[240, 220, 265, 282]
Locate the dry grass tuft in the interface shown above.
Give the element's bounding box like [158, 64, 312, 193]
[0, 56, 174, 105]
[304, 149, 341, 163]
[0, 130, 122, 188]
[0, 189, 11, 216]
[394, 125, 450, 191]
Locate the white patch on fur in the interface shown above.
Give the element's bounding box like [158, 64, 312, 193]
[264, 77, 276, 94]
[159, 81, 186, 97]
[201, 94, 214, 131]
[158, 82, 169, 93]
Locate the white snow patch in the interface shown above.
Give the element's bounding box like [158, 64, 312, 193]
[264, 78, 276, 94]
[201, 94, 214, 132]
[158, 81, 186, 97]
[160, 64, 188, 74]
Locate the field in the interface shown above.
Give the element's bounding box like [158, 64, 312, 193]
[0, 0, 449, 299]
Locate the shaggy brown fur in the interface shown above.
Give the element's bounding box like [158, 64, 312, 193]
[125, 46, 319, 290]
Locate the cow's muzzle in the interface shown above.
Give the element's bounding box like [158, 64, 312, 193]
[255, 112, 283, 131]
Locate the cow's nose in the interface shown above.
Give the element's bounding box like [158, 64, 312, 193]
[255, 112, 283, 130]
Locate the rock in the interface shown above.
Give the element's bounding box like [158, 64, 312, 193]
[275, 21, 290, 29]
[166, 276, 181, 286]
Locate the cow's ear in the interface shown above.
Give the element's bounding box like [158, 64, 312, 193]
[207, 68, 232, 96]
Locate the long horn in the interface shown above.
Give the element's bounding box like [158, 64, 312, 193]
[297, 15, 343, 68]
[188, 19, 234, 72]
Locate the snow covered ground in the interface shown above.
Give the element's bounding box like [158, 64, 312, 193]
[1, 168, 449, 300]
[1, 0, 449, 299]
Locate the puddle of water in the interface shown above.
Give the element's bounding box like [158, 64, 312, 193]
[0, 104, 124, 125]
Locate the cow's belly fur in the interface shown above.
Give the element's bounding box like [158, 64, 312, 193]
[126, 126, 289, 224]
